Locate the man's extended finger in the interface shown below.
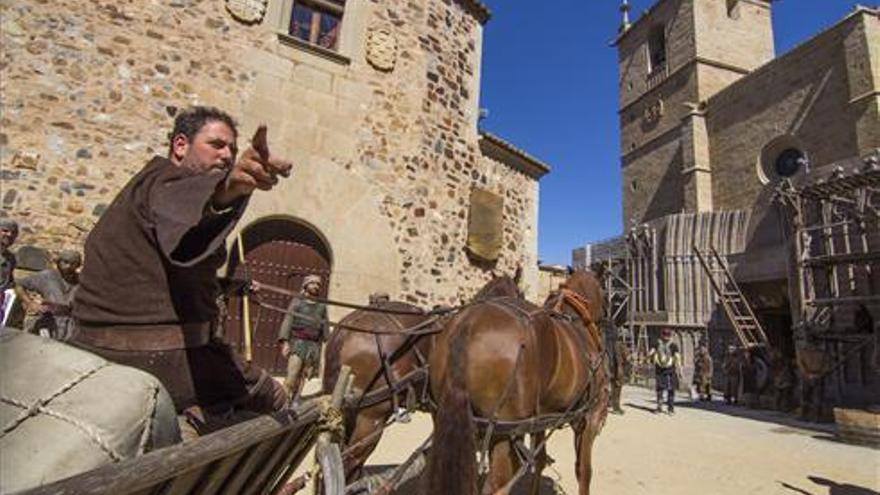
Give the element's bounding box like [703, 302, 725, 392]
[251, 125, 269, 162]
[266, 157, 293, 177]
[239, 156, 274, 184]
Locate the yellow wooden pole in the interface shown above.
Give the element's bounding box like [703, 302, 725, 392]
[237, 232, 253, 362]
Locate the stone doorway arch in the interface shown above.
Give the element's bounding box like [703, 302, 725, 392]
[223, 217, 332, 375]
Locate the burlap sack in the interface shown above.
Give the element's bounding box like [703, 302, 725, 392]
[0, 329, 180, 493]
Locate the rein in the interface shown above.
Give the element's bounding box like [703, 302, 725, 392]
[254, 281, 462, 316]
[250, 297, 443, 337]
[250, 287, 457, 419]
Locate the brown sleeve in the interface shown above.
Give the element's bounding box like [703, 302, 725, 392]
[149, 167, 247, 267]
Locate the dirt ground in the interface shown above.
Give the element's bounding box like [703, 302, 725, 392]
[301, 384, 878, 495]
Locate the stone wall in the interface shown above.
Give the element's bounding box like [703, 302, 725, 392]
[706, 9, 879, 213]
[692, 0, 773, 79]
[0, 0, 542, 309]
[847, 9, 880, 156]
[621, 120, 686, 225]
[536, 265, 567, 304]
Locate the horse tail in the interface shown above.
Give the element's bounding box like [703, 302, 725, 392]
[426, 318, 477, 495]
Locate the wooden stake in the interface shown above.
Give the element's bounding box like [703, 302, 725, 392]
[237, 232, 253, 362]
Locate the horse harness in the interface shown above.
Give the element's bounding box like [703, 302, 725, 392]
[469, 288, 608, 483]
[473, 289, 606, 432]
[339, 309, 438, 416]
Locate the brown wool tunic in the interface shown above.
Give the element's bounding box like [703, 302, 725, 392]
[72, 156, 256, 412]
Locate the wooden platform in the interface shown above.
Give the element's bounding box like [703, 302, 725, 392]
[834, 407, 880, 448]
[19, 401, 323, 495]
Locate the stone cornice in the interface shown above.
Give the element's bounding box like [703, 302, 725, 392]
[479, 130, 551, 180]
[455, 0, 491, 25]
[618, 57, 750, 115]
[612, 0, 773, 46]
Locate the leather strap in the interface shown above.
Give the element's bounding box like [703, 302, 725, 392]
[75, 322, 212, 351]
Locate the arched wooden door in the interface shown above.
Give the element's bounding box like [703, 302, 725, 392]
[224, 218, 331, 375]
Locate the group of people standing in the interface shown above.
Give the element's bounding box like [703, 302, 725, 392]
[0, 218, 83, 341]
[608, 326, 798, 416]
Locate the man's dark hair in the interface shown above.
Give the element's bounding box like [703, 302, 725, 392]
[169, 106, 238, 145]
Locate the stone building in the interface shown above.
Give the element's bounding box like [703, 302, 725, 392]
[577, 0, 879, 403]
[536, 263, 568, 303]
[0, 0, 550, 371]
[617, 0, 878, 225]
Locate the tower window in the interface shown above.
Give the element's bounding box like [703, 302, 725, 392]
[288, 0, 345, 51]
[648, 25, 666, 73]
[726, 0, 741, 19]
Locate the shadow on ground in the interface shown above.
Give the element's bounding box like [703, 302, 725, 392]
[778, 476, 880, 495]
[623, 401, 662, 414]
[671, 397, 835, 435]
[359, 465, 564, 494]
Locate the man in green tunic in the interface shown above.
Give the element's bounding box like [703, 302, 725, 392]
[278, 274, 328, 402]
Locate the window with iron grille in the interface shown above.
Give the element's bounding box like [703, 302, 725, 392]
[288, 0, 345, 51]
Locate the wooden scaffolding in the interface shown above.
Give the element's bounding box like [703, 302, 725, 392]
[776, 153, 880, 405]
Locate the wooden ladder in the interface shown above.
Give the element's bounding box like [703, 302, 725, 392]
[694, 245, 769, 349]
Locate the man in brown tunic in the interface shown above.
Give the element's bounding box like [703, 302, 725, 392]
[692, 340, 713, 401]
[72, 107, 291, 430]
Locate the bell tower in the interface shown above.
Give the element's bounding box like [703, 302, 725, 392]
[615, 0, 774, 225]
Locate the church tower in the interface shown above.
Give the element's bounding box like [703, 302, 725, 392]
[615, 0, 774, 225]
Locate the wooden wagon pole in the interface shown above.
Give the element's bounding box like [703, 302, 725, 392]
[237, 232, 253, 362]
[313, 365, 352, 495]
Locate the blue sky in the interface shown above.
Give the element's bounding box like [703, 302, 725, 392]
[477, 0, 860, 266]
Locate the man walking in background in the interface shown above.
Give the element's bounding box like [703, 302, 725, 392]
[693, 339, 714, 401]
[648, 328, 682, 414]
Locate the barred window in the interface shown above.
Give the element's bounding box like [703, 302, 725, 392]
[288, 0, 345, 51]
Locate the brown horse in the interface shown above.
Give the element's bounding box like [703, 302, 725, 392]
[322, 298, 433, 481]
[426, 270, 609, 495]
[322, 274, 524, 482]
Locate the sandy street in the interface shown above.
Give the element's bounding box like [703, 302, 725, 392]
[310, 385, 878, 495]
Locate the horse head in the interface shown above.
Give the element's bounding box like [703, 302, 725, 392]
[556, 269, 604, 325]
[472, 273, 523, 302]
